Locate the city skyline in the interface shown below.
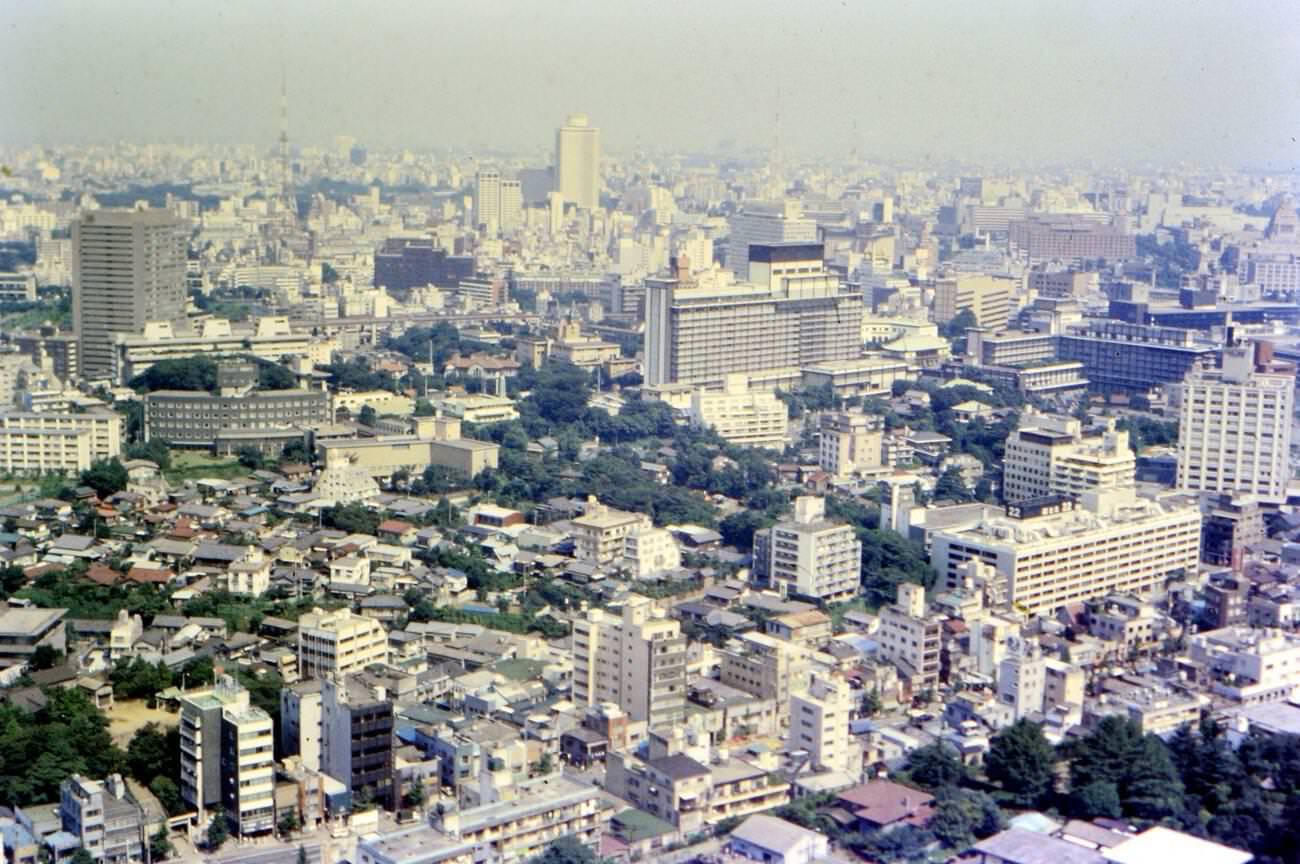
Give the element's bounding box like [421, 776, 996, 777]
[1, 0, 1298, 167]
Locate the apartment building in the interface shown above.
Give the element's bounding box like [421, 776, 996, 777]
[1177, 340, 1294, 499]
[645, 244, 862, 387]
[144, 386, 329, 455]
[689, 375, 789, 449]
[430, 774, 607, 864]
[1028, 268, 1092, 298]
[322, 677, 396, 809]
[1002, 412, 1135, 503]
[179, 677, 275, 836]
[1183, 626, 1300, 705]
[297, 607, 389, 680]
[571, 596, 687, 729]
[933, 274, 1013, 332]
[59, 774, 145, 864]
[752, 496, 862, 603]
[0, 409, 122, 475]
[620, 526, 682, 579]
[718, 633, 800, 726]
[875, 583, 941, 688]
[789, 675, 856, 774]
[73, 207, 187, 379]
[570, 497, 652, 566]
[819, 411, 883, 478]
[929, 490, 1201, 615]
[280, 680, 323, 772]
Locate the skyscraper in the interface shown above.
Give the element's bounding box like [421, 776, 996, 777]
[555, 113, 601, 210]
[473, 170, 501, 230]
[1176, 339, 1295, 499]
[73, 207, 186, 380]
[726, 201, 817, 279]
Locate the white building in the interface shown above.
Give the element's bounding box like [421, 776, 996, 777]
[280, 681, 323, 772]
[178, 677, 275, 836]
[570, 497, 652, 566]
[876, 583, 942, 688]
[297, 607, 389, 680]
[996, 636, 1047, 720]
[689, 375, 789, 449]
[620, 526, 682, 578]
[819, 411, 883, 478]
[788, 674, 855, 774]
[753, 496, 862, 603]
[1003, 412, 1135, 503]
[1177, 340, 1294, 499]
[930, 489, 1201, 615]
[555, 114, 601, 210]
[1184, 626, 1300, 704]
[726, 201, 817, 279]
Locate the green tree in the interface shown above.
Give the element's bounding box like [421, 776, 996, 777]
[536, 752, 555, 774]
[70, 849, 95, 864]
[933, 466, 974, 503]
[126, 723, 170, 785]
[1070, 781, 1121, 819]
[149, 776, 182, 815]
[30, 644, 62, 670]
[130, 356, 218, 393]
[236, 447, 264, 470]
[80, 458, 128, 498]
[903, 743, 966, 791]
[534, 835, 599, 864]
[358, 405, 378, 427]
[985, 719, 1056, 808]
[149, 827, 174, 862]
[719, 510, 769, 550]
[206, 809, 229, 850]
[930, 788, 1004, 849]
[279, 808, 300, 836]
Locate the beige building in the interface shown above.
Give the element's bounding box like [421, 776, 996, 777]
[571, 596, 687, 730]
[789, 674, 857, 774]
[930, 490, 1201, 615]
[0, 408, 122, 475]
[689, 375, 789, 449]
[1177, 340, 1294, 499]
[112, 316, 332, 384]
[819, 411, 883, 478]
[718, 632, 801, 726]
[317, 415, 500, 480]
[555, 114, 601, 210]
[620, 526, 682, 578]
[753, 496, 862, 603]
[1183, 626, 1300, 704]
[570, 497, 652, 566]
[875, 583, 942, 688]
[1003, 412, 1135, 503]
[74, 207, 187, 380]
[933, 273, 1012, 333]
[432, 393, 519, 424]
[297, 607, 389, 680]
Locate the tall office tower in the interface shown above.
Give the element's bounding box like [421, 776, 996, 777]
[73, 207, 186, 380]
[644, 245, 862, 387]
[1177, 339, 1295, 499]
[1002, 412, 1136, 503]
[932, 273, 1013, 333]
[570, 596, 687, 730]
[726, 200, 817, 278]
[555, 113, 601, 210]
[499, 179, 523, 231]
[473, 170, 501, 230]
[178, 677, 275, 837]
[752, 496, 862, 603]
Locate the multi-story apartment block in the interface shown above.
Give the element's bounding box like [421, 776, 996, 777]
[718, 632, 800, 726]
[297, 607, 389, 681]
[752, 496, 862, 603]
[930, 490, 1201, 615]
[933, 274, 1012, 332]
[571, 596, 687, 730]
[322, 677, 396, 809]
[0, 409, 122, 475]
[1027, 267, 1092, 298]
[819, 411, 883, 478]
[875, 583, 941, 689]
[789, 675, 856, 774]
[144, 387, 329, 455]
[619, 526, 681, 579]
[1176, 340, 1294, 499]
[179, 677, 275, 836]
[1002, 412, 1135, 503]
[688, 375, 789, 449]
[645, 244, 862, 387]
[1182, 626, 1300, 705]
[372, 238, 473, 299]
[73, 207, 187, 380]
[570, 497, 652, 566]
[59, 774, 145, 864]
[280, 680, 323, 772]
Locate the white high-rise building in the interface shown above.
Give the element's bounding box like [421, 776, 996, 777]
[726, 201, 816, 278]
[499, 179, 523, 231]
[178, 677, 275, 836]
[570, 596, 687, 730]
[1177, 340, 1295, 499]
[555, 113, 601, 210]
[474, 170, 501, 231]
[1003, 412, 1136, 503]
[753, 496, 862, 603]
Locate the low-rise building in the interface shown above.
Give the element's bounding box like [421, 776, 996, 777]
[59, 774, 145, 864]
[752, 496, 862, 603]
[689, 375, 788, 449]
[297, 607, 388, 680]
[0, 605, 67, 669]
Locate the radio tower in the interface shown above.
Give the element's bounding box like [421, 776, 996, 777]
[279, 64, 298, 220]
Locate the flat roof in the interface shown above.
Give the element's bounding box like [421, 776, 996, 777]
[0, 607, 66, 637]
[1103, 827, 1252, 864]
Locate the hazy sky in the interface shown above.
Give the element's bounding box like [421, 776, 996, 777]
[3, 0, 1299, 166]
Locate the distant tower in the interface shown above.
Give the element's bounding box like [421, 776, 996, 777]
[554, 114, 601, 210]
[279, 67, 297, 219]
